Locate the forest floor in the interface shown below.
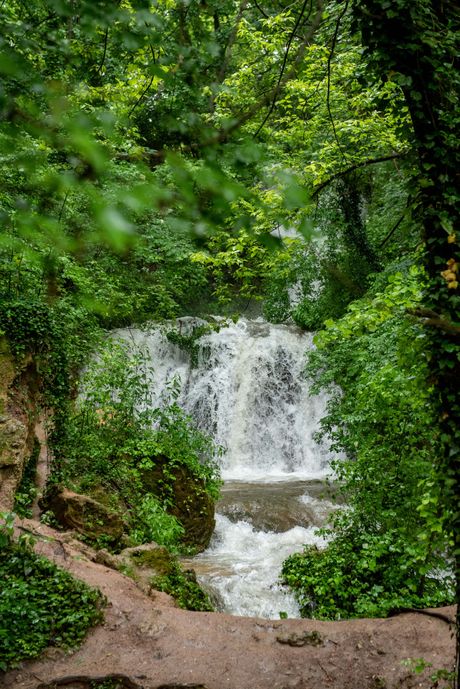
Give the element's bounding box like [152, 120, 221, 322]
[1, 517, 456, 689]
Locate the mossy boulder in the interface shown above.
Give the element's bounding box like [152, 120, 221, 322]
[141, 455, 215, 552]
[121, 542, 176, 575]
[41, 485, 124, 543]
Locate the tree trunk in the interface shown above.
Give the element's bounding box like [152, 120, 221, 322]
[353, 1, 460, 684]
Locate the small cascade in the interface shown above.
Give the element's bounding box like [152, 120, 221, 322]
[116, 318, 334, 618]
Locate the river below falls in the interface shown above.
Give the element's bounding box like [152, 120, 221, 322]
[183, 479, 338, 619]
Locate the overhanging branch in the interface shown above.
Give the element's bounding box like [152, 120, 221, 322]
[407, 307, 460, 339]
[312, 152, 407, 197]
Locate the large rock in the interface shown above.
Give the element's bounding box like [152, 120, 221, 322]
[141, 456, 215, 552]
[0, 339, 39, 510]
[41, 485, 124, 542]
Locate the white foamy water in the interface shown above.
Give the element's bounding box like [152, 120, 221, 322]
[116, 318, 330, 482]
[191, 514, 325, 618]
[116, 317, 335, 618]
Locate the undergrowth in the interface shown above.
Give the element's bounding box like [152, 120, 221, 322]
[150, 561, 214, 612]
[51, 338, 221, 551]
[0, 513, 105, 672]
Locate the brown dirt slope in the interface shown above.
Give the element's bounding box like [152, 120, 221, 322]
[2, 518, 456, 689]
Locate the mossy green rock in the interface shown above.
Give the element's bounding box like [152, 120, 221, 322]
[141, 456, 215, 552]
[41, 485, 124, 543]
[121, 543, 176, 575]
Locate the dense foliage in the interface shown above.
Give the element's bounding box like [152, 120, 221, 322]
[150, 561, 214, 612]
[53, 339, 221, 549]
[0, 514, 104, 672]
[0, 0, 458, 677]
[282, 267, 454, 618]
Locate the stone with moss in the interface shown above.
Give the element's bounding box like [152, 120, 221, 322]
[40, 484, 124, 543]
[141, 455, 215, 552]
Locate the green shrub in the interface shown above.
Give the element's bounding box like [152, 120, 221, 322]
[129, 495, 185, 547]
[0, 513, 104, 672]
[150, 561, 214, 612]
[282, 527, 452, 620]
[54, 339, 221, 550]
[281, 266, 455, 619]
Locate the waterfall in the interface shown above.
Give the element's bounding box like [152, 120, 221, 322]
[116, 317, 334, 618]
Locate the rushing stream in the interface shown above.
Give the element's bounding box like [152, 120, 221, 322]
[117, 318, 335, 618]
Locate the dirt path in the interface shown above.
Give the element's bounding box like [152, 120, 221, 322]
[2, 518, 456, 689]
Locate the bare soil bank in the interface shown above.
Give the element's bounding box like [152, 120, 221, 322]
[2, 518, 455, 689]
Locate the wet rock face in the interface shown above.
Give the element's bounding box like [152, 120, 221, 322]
[0, 339, 39, 510]
[141, 456, 215, 552]
[41, 485, 124, 542]
[0, 416, 30, 506]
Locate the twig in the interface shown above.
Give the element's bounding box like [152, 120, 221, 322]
[379, 214, 404, 247]
[254, 0, 315, 137]
[326, 0, 350, 162]
[37, 674, 143, 689]
[253, 0, 269, 18]
[128, 76, 154, 118]
[407, 307, 460, 338]
[217, 0, 248, 85]
[96, 27, 109, 75]
[58, 190, 70, 223]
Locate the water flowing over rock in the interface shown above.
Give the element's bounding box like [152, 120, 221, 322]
[116, 318, 335, 618]
[116, 318, 330, 481]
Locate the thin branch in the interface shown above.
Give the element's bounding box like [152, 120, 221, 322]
[217, 0, 248, 85]
[19, 11, 55, 32]
[407, 308, 460, 339]
[124, 5, 324, 165]
[252, 0, 269, 18]
[326, 0, 350, 162]
[379, 193, 414, 247]
[312, 153, 406, 197]
[96, 27, 109, 75]
[58, 190, 70, 223]
[127, 75, 154, 118]
[379, 214, 404, 248]
[254, 0, 315, 137]
[37, 675, 142, 689]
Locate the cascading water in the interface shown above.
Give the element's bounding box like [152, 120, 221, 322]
[116, 318, 335, 618]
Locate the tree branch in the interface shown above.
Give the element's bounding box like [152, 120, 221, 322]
[312, 153, 406, 197]
[96, 27, 109, 75]
[217, 0, 248, 85]
[379, 193, 415, 248]
[254, 0, 318, 137]
[326, 0, 350, 162]
[407, 307, 460, 339]
[252, 0, 269, 18]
